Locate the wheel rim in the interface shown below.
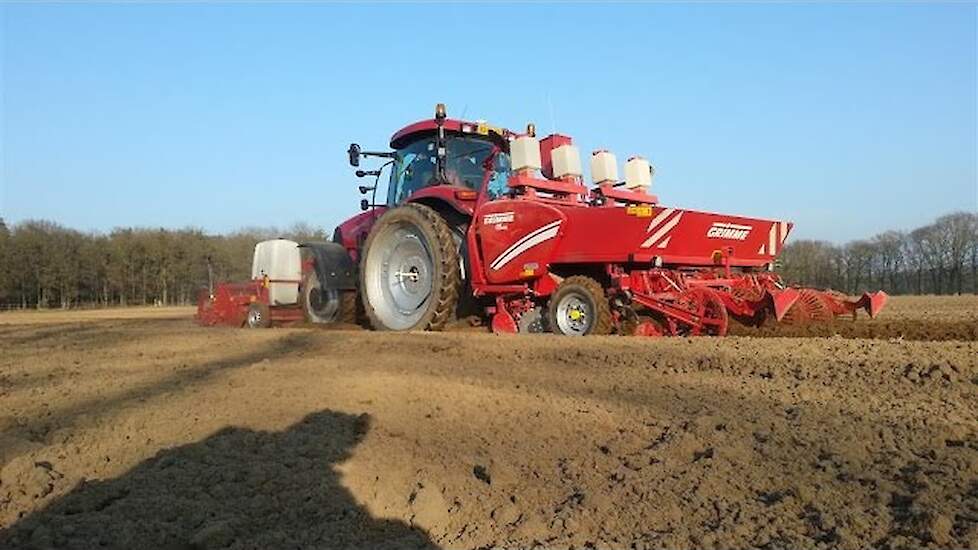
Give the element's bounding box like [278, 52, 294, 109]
[247, 308, 262, 328]
[364, 221, 434, 330]
[555, 293, 593, 336]
[306, 284, 339, 322]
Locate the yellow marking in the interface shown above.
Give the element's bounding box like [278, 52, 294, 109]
[626, 204, 653, 217]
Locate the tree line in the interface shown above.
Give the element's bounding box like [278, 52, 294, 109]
[0, 219, 328, 309]
[0, 211, 975, 309]
[778, 211, 978, 295]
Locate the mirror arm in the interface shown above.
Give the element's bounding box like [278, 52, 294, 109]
[361, 151, 396, 159]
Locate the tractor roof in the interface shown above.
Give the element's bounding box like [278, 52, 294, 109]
[390, 118, 514, 149]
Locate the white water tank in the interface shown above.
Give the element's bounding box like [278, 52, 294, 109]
[510, 135, 542, 172]
[624, 156, 653, 191]
[252, 239, 301, 305]
[551, 144, 582, 179]
[590, 150, 618, 184]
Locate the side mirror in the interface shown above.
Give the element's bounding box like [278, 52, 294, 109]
[360, 198, 369, 211]
[348, 143, 361, 167]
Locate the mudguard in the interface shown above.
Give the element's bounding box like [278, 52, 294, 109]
[299, 242, 357, 291]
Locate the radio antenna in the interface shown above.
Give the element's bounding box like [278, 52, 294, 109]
[546, 92, 557, 135]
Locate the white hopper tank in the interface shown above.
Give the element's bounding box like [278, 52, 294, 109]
[251, 239, 301, 305]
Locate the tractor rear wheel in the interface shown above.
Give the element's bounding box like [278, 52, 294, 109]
[246, 303, 272, 329]
[548, 276, 612, 336]
[360, 203, 461, 331]
[299, 272, 356, 324]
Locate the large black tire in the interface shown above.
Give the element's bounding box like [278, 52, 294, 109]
[299, 272, 356, 324]
[359, 203, 461, 331]
[547, 276, 612, 336]
[246, 303, 272, 329]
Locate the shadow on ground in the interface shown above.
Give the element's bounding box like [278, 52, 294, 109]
[0, 410, 438, 550]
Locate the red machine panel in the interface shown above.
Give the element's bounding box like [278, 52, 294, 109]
[550, 204, 792, 268]
[475, 199, 567, 284]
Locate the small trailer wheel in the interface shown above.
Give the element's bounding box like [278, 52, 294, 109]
[548, 276, 612, 336]
[246, 303, 272, 329]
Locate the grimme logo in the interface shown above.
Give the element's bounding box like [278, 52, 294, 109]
[707, 222, 752, 241]
[483, 211, 515, 225]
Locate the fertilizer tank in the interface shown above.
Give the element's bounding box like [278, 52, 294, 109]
[251, 239, 301, 306]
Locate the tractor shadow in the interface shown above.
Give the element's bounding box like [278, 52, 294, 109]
[5, 332, 321, 443]
[0, 410, 439, 550]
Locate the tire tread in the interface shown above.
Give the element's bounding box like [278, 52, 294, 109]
[548, 275, 612, 336]
[360, 203, 461, 331]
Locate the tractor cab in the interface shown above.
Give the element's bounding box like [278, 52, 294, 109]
[386, 125, 512, 205]
[348, 105, 515, 215]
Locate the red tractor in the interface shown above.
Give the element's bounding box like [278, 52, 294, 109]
[296, 104, 887, 336]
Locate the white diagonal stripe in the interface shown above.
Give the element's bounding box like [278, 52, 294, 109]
[491, 223, 561, 270]
[641, 211, 683, 248]
[780, 221, 788, 243]
[657, 236, 671, 249]
[769, 224, 777, 256]
[489, 220, 561, 270]
[645, 208, 675, 232]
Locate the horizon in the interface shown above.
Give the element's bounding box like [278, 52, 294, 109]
[1, 208, 973, 248]
[1, 3, 976, 242]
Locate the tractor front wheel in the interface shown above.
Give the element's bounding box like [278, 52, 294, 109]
[360, 203, 461, 331]
[548, 276, 612, 336]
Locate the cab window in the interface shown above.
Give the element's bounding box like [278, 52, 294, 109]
[387, 136, 505, 205]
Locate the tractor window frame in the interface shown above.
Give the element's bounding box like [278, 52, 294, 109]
[386, 134, 506, 206]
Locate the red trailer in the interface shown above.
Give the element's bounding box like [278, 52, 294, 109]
[195, 239, 306, 328]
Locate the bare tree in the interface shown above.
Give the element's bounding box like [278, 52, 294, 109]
[870, 230, 904, 293]
[933, 212, 974, 294]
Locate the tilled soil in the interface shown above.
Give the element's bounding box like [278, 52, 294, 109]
[730, 295, 978, 341]
[727, 317, 978, 341]
[0, 302, 976, 550]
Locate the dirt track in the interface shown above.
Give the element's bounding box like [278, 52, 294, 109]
[1, 298, 976, 549]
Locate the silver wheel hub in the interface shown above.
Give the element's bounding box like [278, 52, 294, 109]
[556, 294, 592, 336]
[364, 223, 434, 330]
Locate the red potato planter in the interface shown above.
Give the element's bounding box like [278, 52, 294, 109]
[199, 104, 887, 335]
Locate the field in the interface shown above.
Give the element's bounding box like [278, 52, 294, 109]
[1, 296, 976, 549]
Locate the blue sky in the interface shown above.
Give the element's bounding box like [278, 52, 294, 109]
[1, 2, 975, 242]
